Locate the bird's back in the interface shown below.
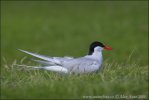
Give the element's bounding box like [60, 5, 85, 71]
[62, 56, 101, 73]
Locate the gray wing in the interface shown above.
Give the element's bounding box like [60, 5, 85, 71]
[32, 57, 74, 66]
[62, 58, 100, 73]
[19, 49, 74, 66]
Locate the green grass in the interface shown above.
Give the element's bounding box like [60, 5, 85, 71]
[1, 59, 148, 99]
[1, 1, 148, 99]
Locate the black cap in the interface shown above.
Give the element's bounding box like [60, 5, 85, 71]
[88, 41, 105, 55]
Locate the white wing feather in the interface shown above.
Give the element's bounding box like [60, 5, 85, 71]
[31, 59, 59, 66]
[19, 49, 61, 64]
[33, 66, 68, 73]
[15, 64, 68, 74]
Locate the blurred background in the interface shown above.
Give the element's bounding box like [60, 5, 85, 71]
[1, 1, 148, 66]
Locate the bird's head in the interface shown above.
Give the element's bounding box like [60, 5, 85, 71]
[88, 41, 112, 55]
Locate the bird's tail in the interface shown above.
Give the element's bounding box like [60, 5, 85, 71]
[31, 59, 59, 66]
[18, 49, 61, 65]
[15, 64, 68, 74]
[33, 66, 68, 73]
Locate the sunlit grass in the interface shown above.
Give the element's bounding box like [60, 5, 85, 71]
[1, 55, 148, 99]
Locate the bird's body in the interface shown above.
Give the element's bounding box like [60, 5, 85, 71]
[19, 41, 112, 74]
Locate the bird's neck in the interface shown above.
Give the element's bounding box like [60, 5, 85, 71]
[91, 51, 103, 61]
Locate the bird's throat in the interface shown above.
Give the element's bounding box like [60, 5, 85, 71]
[91, 51, 103, 61]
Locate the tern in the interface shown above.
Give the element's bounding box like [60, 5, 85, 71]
[18, 41, 112, 74]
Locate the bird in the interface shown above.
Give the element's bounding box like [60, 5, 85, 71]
[18, 41, 112, 74]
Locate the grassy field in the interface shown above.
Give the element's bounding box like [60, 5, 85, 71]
[1, 1, 148, 99]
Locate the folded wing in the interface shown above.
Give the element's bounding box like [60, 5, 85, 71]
[19, 49, 61, 65]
